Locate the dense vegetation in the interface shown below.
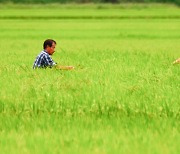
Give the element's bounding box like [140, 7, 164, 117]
[0, 0, 179, 6]
[0, 3, 179, 154]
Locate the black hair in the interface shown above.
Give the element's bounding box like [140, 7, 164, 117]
[43, 39, 56, 49]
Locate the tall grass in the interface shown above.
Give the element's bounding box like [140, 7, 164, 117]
[0, 4, 179, 153]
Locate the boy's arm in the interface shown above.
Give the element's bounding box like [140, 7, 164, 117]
[55, 65, 74, 70]
[173, 58, 180, 64]
[44, 55, 56, 67]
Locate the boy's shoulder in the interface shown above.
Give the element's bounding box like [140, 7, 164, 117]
[39, 50, 49, 57]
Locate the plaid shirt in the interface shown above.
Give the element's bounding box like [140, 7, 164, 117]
[33, 50, 56, 69]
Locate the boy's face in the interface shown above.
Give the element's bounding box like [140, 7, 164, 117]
[46, 42, 56, 55]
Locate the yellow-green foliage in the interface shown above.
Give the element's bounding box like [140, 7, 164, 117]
[0, 4, 179, 154]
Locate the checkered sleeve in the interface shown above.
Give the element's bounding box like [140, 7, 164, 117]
[44, 54, 57, 67]
[33, 54, 43, 69]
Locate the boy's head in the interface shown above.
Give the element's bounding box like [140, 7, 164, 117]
[43, 39, 56, 55]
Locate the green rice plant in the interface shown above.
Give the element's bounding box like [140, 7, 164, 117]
[0, 4, 179, 154]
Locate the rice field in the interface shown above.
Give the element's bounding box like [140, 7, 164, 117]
[0, 3, 179, 154]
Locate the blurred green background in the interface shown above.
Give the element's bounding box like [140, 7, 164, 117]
[0, 0, 179, 6]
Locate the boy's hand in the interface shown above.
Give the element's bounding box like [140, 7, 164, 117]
[56, 65, 74, 70]
[173, 58, 180, 65]
[66, 66, 74, 70]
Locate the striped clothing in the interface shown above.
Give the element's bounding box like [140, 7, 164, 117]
[33, 50, 56, 69]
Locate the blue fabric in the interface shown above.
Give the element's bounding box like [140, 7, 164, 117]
[33, 50, 56, 69]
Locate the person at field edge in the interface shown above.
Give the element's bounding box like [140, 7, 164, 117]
[33, 39, 74, 70]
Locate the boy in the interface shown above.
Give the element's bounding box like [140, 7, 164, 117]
[33, 39, 74, 70]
